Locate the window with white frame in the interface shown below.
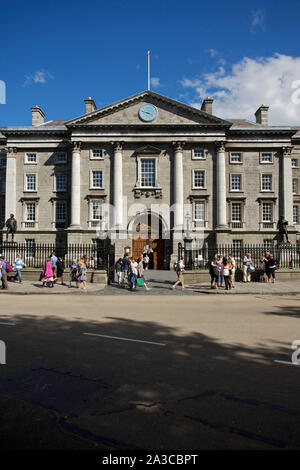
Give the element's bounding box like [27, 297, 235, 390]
[25, 174, 36, 191]
[262, 202, 272, 222]
[261, 174, 272, 191]
[230, 152, 242, 163]
[26, 203, 36, 221]
[193, 170, 205, 189]
[141, 159, 156, 187]
[91, 170, 103, 188]
[91, 149, 103, 159]
[56, 174, 67, 192]
[25, 153, 37, 164]
[292, 158, 298, 168]
[194, 201, 205, 221]
[293, 205, 299, 224]
[92, 200, 102, 220]
[231, 174, 241, 191]
[56, 202, 66, 222]
[293, 178, 298, 195]
[1, 158, 6, 168]
[1, 179, 5, 194]
[231, 203, 241, 222]
[192, 149, 205, 159]
[55, 153, 67, 164]
[260, 152, 273, 163]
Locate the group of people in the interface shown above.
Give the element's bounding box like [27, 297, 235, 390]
[115, 253, 151, 291]
[209, 254, 236, 290]
[41, 251, 88, 289]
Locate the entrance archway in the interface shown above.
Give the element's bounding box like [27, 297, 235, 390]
[131, 212, 165, 269]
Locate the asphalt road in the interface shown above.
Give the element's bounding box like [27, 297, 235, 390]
[1, 294, 300, 450]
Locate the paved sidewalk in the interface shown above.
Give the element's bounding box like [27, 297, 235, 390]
[1, 274, 299, 295]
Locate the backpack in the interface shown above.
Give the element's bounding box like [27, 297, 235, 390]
[6, 261, 13, 272]
[173, 262, 178, 272]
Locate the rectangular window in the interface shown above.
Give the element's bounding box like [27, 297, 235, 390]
[194, 201, 205, 221]
[261, 174, 272, 191]
[193, 149, 205, 159]
[262, 203, 272, 222]
[231, 174, 241, 191]
[55, 153, 67, 164]
[292, 158, 298, 168]
[293, 205, 299, 224]
[56, 202, 66, 222]
[25, 153, 37, 164]
[56, 174, 67, 192]
[230, 152, 242, 163]
[26, 203, 36, 221]
[260, 152, 273, 163]
[141, 159, 156, 187]
[26, 174, 36, 191]
[92, 170, 103, 188]
[193, 170, 205, 188]
[91, 149, 103, 159]
[232, 203, 241, 222]
[92, 201, 102, 220]
[293, 178, 298, 195]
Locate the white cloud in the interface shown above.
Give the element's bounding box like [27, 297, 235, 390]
[180, 54, 300, 125]
[209, 48, 218, 57]
[251, 9, 265, 32]
[23, 70, 54, 87]
[150, 77, 161, 89]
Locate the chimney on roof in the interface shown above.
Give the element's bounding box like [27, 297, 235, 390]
[31, 105, 45, 126]
[201, 96, 214, 114]
[255, 105, 269, 126]
[84, 97, 97, 114]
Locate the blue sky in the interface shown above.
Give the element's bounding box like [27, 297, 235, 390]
[1, 0, 300, 125]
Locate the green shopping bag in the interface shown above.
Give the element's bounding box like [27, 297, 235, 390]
[137, 277, 144, 287]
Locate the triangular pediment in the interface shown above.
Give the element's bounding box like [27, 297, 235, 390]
[135, 145, 162, 154]
[66, 91, 231, 128]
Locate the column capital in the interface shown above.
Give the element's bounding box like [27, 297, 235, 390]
[5, 147, 17, 156]
[111, 141, 124, 152]
[216, 141, 226, 152]
[172, 141, 186, 152]
[282, 146, 293, 157]
[72, 141, 82, 152]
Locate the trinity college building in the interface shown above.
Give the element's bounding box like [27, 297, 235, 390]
[0, 90, 300, 269]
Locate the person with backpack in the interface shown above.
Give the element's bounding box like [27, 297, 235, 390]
[13, 253, 26, 283]
[172, 256, 185, 290]
[0, 255, 8, 290]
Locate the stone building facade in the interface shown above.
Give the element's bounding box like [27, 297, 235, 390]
[0, 90, 300, 268]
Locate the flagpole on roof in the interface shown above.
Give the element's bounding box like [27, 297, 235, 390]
[147, 50, 150, 91]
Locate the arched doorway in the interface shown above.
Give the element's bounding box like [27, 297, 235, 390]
[131, 212, 165, 269]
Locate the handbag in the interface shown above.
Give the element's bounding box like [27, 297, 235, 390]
[137, 277, 144, 287]
[248, 264, 255, 273]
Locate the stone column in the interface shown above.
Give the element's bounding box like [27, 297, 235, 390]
[112, 141, 124, 228]
[216, 142, 227, 228]
[70, 141, 81, 228]
[173, 141, 185, 229]
[282, 146, 294, 225]
[5, 147, 17, 221]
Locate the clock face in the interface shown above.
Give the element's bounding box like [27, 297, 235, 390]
[138, 104, 157, 122]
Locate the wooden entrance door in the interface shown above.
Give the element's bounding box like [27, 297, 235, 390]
[132, 216, 164, 269]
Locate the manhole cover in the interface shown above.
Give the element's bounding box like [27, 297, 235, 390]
[0, 366, 116, 415]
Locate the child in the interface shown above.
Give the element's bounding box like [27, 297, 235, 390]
[69, 259, 78, 288]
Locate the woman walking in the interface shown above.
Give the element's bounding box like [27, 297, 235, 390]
[222, 257, 232, 290]
[41, 258, 54, 288]
[129, 257, 138, 291]
[137, 254, 150, 290]
[209, 257, 218, 289]
[243, 253, 253, 282]
[228, 254, 236, 288]
[115, 258, 123, 285]
[56, 257, 65, 285]
[13, 253, 26, 283]
[266, 253, 276, 283]
[77, 259, 87, 291]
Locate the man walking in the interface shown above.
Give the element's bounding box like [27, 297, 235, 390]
[50, 251, 58, 282]
[172, 256, 185, 290]
[0, 255, 8, 290]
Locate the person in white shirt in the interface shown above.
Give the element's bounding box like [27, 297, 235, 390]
[129, 258, 138, 291]
[172, 257, 185, 290]
[243, 253, 253, 282]
[13, 253, 26, 283]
